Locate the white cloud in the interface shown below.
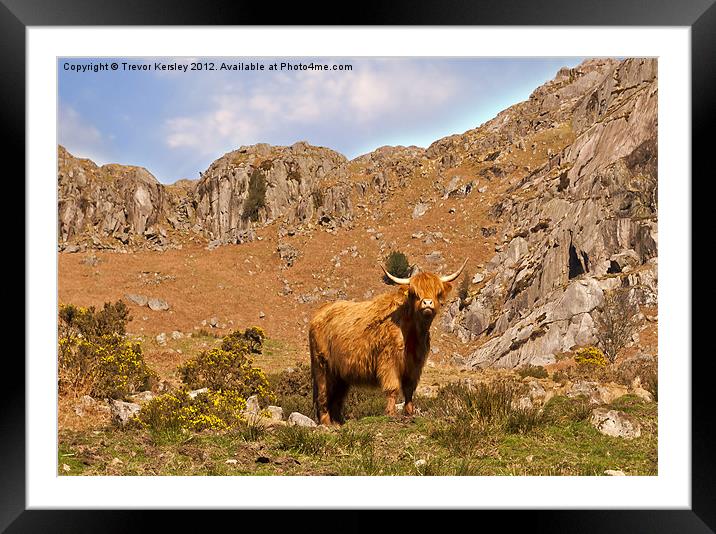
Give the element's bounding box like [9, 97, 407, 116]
[58, 102, 109, 163]
[162, 59, 461, 155]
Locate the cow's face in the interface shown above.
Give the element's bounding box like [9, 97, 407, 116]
[406, 272, 452, 323]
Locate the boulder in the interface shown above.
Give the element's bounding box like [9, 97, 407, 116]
[266, 406, 284, 421]
[590, 408, 642, 439]
[287, 412, 317, 427]
[109, 399, 141, 427]
[125, 293, 148, 307]
[148, 298, 169, 311]
[245, 395, 261, 414]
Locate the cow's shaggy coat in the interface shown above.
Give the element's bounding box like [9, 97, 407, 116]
[309, 269, 460, 426]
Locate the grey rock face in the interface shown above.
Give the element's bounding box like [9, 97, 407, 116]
[455, 58, 658, 369]
[58, 142, 354, 251]
[58, 146, 173, 249]
[193, 143, 350, 244]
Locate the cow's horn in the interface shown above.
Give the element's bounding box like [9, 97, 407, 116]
[381, 265, 411, 285]
[440, 259, 468, 283]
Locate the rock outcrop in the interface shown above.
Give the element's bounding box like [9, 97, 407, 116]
[192, 141, 353, 244]
[58, 146, 173, 250]
[442, 58, 658, 368]
[58, 141, 356, 249]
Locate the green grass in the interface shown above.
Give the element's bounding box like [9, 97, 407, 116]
[58, 390, 657, 476]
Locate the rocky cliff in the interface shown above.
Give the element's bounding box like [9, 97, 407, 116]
[441, 58, 657, 368]
[192, 141, 352, 246]
[58, 146, 174, 251]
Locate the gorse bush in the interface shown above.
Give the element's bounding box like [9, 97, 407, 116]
[137, 328, 274, 440]
[385, 251, 411, 279]
[178, 327, 274, 406]
[59, 301, 131, 339]
[133, 389, 248, 443]
[574, 346, 608, 368]
[58, 301, 156, 398]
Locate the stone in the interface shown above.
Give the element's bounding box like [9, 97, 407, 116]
[148, 298, 169, 311]
[171, 331, 183, 340]
[266, 406, 284, 421]
[245, 395, 261, 414]
[156, 333, 167, 345]
[631, 387, 654, 402]
[288, 412, 317, 427]
[604, 469, 626, 476]
[209, 317, 219, 328]
[590, 408, 642, 439]
[259, 311, 265, 319]
[471, 273, 485, 284]
[188, 388, 208, 399]
[74, 395, 108, 417]
[412, 202, 429, 219]
[125, 293, 148, 307]
[567, 381, 629, 405]
[277, 242, 300, 267]
[128, 391, 155, 404]
[109, 399, 141, 427]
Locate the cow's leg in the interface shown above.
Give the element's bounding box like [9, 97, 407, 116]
[327, 376, 349, 425]
[380, 374, 401, 417]
[310, 332, 332, 426]
[402, 378, 417, 416]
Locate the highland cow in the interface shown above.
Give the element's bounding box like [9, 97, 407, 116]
[309, 260, 467, 426]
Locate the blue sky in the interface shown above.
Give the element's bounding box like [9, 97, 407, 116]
[58, 57, 587, 184]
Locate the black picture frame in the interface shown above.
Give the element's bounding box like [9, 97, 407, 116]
[6, 0, 713, 531]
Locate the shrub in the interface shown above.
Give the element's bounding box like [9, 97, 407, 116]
[542, 395, 591, 424]
[133, 389, 247, 442]
[422, 381, 517, 425]
[58, 302, 156, 398]
[384, 251, 411, 279]
[551, 370, 569, 384]
[59, 301, 131, 340]
[517, 365, 548, 379]
[574, 346, 608, 368]
[242, 168, 267, 222]
[344, 387, 389, 420]
[505, 405, 544, 434]
[594, 289, 640, 363]
[269, 363, 313, 399]
[274, 426, 332, 456]
[178, 327, 274, 406]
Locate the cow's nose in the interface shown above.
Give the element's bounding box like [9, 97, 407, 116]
[422, 299, 433, 308]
